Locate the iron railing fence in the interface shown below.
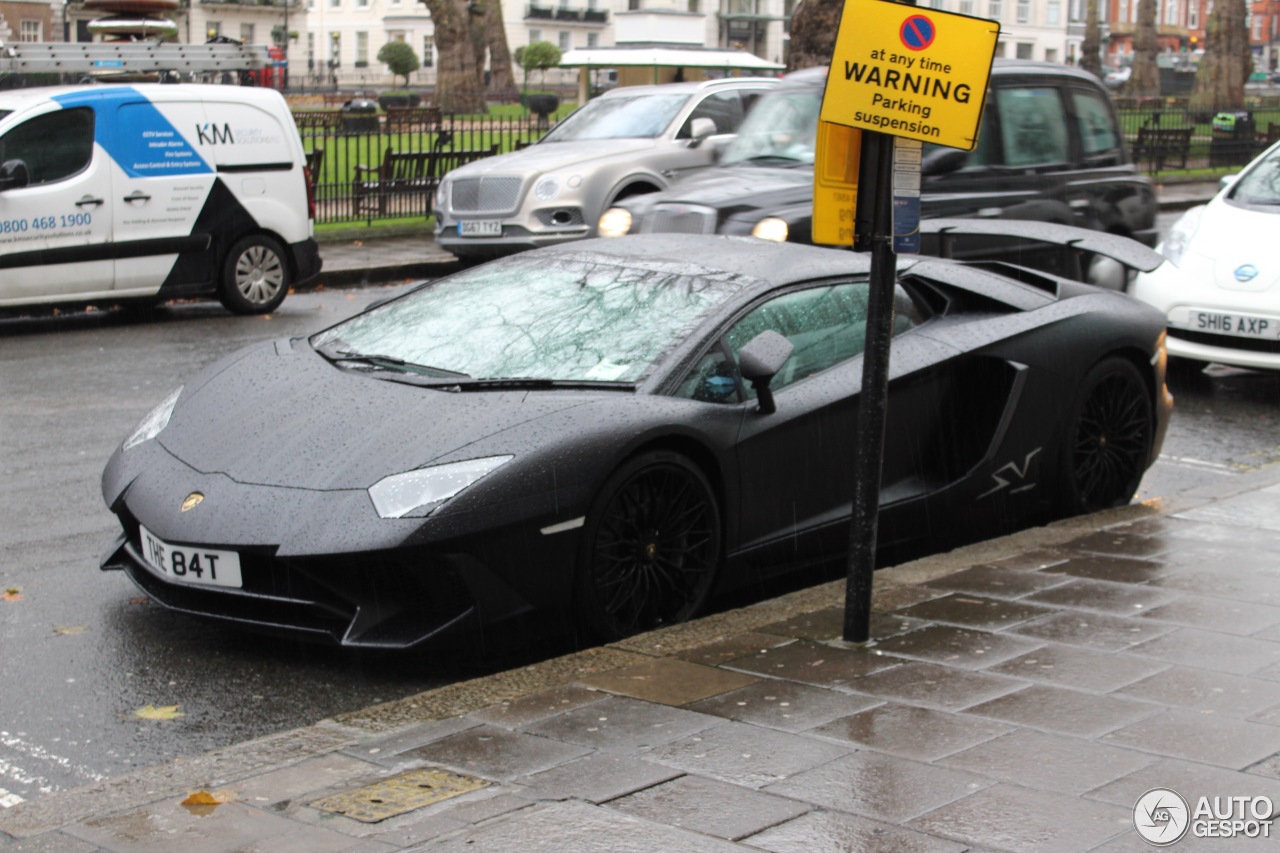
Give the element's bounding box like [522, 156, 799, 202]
[296, 108, 557, 225]
[295, 103, 1280, 225]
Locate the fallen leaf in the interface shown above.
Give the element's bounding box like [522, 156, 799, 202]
[353, 240, 364, 247]
[53, 625, 87, 636]
[181, 790, 224, 805]
[2, 588, 22, 602]
[131, 704, 185, 721]
[129, 596, 151, 605]
[315, 283, 326, 291]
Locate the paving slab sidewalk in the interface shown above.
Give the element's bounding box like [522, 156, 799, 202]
[3, 457, 1279, 852]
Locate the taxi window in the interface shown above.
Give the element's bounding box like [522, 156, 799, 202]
[0, 107, 94, 186]
[1071, 89, 1122, 164]
[994, 87, 1070, 167]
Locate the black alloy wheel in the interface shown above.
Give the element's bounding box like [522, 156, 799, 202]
[1061, 356, 1153, 515]
[576, 451, 721, 642]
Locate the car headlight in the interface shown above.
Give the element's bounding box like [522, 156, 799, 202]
[534, 177, 560, 201]
[368, 456, 513, 519]
[1159, 207, 1203, 268]
[435, 179, 449, 212]
[752, 217, 790, 242]
[123, 386, 183, 451]
[597, 207, 632, 238]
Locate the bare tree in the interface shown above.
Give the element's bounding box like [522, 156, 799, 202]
[787, 0, 842, 71]
[421, 0, 488, 114]
[1191, 0, 1251, 111]
[1080, 0, 1103, 77]
[1125, 0, 1161, 97]
[482, 0, 519, 101]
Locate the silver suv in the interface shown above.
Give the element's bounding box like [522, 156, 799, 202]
[434, 77, 778, 260]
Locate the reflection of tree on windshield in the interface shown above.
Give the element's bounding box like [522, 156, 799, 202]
[542, 94, 690, 141]
[1231, 151, 1280, 206]
[311, 257, 746, 382]
[722, 93, 822, 165]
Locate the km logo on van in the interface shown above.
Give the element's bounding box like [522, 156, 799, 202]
[196, 123, 235, 145]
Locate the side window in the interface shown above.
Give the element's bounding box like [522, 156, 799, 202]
[0, 107, 94, 186]
[675, 282, 922, 402]
[679, 91, 745, 138]
[1071, 88, 1122, 164]
[992, 86, 1069, 167]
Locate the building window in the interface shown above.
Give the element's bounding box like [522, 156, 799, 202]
[529, 28, 542, 41]
[689, 0, 699, 11]
[422, 36, 434, 66]
[356, 31, 368, 63]
[959, 0, 973, 13]
[1016, 0, 1029, 22]
[19, 20, 42, 41]
[558, 30, 571, 50]
[928, 0, 945, 8]
[207, 21, 222, 38]
[1047, 0, 1060, 24]
[587, 32, 599, 47]
[1188, 2, 1198, 27]
[988, 0, 1002, 19]
[1164, 0, 1176, 24]
[1016, 41, 1033, 58]
[1045, 47, 1058, 62]
[357, 0, 369, 8]
[628, 0, 640, 9]
[329, 0, 340, 9]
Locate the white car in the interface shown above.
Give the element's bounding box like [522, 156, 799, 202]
[433, 77, 777, 261]
[1130, 142, 1280, 373]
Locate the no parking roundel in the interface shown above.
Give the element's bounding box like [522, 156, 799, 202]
[899, 15, 936, 51]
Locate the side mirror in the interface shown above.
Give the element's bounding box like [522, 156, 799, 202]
[921, 147, 968, 177]
[0, 159, 30, 191]
[688, 117, 717, 147]
[738, 329, 793, 415]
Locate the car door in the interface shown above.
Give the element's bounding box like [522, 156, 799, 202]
[0, 103, 114, 305]
[654, 89, 760, 184]
[674, 279, 929, 566]
[104, 93, 218, 296]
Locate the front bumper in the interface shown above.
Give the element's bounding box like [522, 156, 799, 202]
[435, 221, 590, 259]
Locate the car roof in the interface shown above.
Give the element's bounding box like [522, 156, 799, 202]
[596, 76, 780, 99]
[544, 233, 872, 288]
[776, 58, 1104, 91]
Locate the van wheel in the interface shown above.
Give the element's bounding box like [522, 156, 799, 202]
[220, 235, 289, 315]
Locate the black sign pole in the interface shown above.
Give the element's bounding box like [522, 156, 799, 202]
[843, 128, 898, 644]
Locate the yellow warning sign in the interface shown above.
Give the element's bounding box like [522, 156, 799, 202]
[820, 0, 999, 150]
[813, 120, 861, 246]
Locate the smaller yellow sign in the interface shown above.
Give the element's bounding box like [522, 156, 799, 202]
[813, 120, 861, 247]
[820, 0, 999, 150]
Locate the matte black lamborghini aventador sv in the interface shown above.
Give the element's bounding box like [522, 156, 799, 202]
[100, 231, 1173, 650]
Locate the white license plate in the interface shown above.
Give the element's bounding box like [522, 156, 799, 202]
[457, 219, 502, 237]
[139, 526, 243, 588]
[1187, 311, 1280, 340]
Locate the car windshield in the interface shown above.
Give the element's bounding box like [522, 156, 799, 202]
[721, 89, 822, 165]
[1228, 145, 1280, 206]
[310, 253, 746, 383]
[541, 93, 691, 141]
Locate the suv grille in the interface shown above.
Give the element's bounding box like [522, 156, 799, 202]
[645, 204, 718, 234]
[450, 177, 523, 214]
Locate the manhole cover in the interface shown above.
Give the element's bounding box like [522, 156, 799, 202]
[310, 767, 490, 822]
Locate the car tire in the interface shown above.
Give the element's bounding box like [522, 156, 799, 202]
[575, 450, 721, 642]
[219, 234, 289, 315]
[1057, 356, 1153, 516]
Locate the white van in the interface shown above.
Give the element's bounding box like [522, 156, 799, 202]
[0, 84, 320, 314]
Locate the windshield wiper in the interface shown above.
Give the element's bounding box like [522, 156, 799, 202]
[447, 378, 634, 391]
[316, 344, 471, 379]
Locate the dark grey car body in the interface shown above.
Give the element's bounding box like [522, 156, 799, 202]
[100, 233, 1171, 652]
